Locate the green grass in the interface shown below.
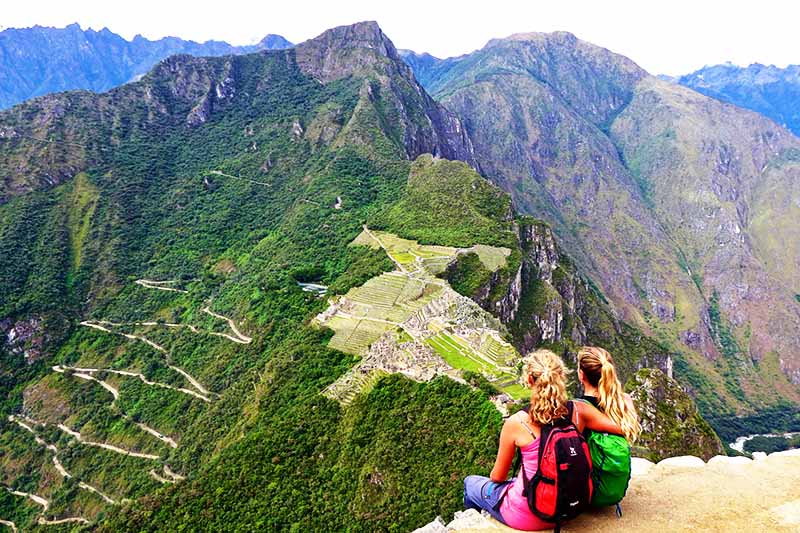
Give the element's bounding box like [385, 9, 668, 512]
[426, 334, 487, 373]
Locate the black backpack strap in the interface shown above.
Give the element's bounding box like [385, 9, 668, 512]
[512, 446, 522, 477]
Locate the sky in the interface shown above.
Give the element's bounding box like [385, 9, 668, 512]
[1, 0, 797, 75]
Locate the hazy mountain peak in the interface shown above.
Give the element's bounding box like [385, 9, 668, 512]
[0, 24, 292, 110]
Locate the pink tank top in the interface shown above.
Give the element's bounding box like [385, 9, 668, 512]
[498, 436, 556, 530]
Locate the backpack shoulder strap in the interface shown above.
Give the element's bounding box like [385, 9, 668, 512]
[567, 400, 576, 427]
[519, 420, 535, 437]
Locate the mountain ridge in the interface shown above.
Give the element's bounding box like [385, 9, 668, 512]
[675, 62, 800, 136]
[0, 22, 293, 110]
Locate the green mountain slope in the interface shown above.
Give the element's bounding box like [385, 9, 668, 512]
[0, 22, 699, 530]
[406, 31, 800, 416]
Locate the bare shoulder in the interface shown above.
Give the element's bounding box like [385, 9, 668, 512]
[507, 409, 529, 425]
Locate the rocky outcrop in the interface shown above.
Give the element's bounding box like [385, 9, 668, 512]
[1, 316, 46, 363]
[416, 450, 800, 532]
[294, 22, 477, 165]
[627, 368, 724, 461]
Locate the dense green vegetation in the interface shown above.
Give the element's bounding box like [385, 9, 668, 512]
[742, 434, 800, 454]
[706, 404, 800, 443]
[445, 252, 493, 299]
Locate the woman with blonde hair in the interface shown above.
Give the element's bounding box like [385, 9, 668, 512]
[577, 346, 641, 443]
[463, 349, 623, 531]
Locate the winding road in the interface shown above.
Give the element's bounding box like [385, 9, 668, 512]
[53, 365, 210, 403]
[79, 320, 212, 397]
[202, 307, 252, 344]
[9, 415, 118, 506]
[208, 170, 271, 187]
[51, 365, 179, 449]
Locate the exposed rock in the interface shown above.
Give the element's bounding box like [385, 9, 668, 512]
[656, 455, 706, 468]
[627, 368, 724, 461]
[2, 316, 46, 363]
[630, 457, 655, 477]
[293, 21, 477, 165]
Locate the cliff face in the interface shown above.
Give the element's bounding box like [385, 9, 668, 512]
[627, 368, 724, 461]
[460, 218, 673, 384]
[294, 22, 476, 165]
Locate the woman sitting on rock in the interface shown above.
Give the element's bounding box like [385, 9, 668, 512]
[577, 346, 641, 442]
[463, 349, 624, 531]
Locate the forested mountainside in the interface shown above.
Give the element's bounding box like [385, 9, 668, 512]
[0, 23, 292, 110]
[402, 31, 800, 421]
[0, 21, 708, 530]
[675, 63, 800, 137]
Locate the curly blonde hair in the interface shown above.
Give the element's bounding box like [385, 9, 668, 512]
[520, 349, 569, 425]
[578, 346, 642, 443]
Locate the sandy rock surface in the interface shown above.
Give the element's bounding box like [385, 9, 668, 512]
[417, 452, 800, 532]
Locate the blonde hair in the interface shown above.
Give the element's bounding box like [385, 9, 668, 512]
[520, 349, 569, 425]
[578, 347, 641, 443]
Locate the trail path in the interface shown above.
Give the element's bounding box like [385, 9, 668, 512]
[208, 170, 271, 187]
[52, 366, 178, 448]
[363, 225, 407, 273]
[149, 465, 185, 484]
[149, 470, 172, 484]
[5, 488, 48, 510]
[37, 517, 90, 526]
[134, 279, 188, 293]
[0, 519, 17, 532]
[94, 317, 249, 345]
[78, 321, 212, 397]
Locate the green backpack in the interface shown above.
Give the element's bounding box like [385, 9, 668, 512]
[576, 399, 632, 509]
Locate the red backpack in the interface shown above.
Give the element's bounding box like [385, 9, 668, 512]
[520, 401, 593, 531]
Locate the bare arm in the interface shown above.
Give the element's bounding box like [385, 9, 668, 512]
[574, 401, 623, 435]
[490, 418, 519, 482]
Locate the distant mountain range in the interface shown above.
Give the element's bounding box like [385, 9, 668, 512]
[0, 23, 292, 109]
[671, 63, 800, 136]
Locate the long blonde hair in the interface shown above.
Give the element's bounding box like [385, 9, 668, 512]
[520, 349, 569, 425]
[578, 346, 641, 443]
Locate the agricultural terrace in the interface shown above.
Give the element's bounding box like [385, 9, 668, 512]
[317, 228, 526, 400]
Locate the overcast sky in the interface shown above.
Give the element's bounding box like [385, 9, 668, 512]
[2, 0, 796, 74]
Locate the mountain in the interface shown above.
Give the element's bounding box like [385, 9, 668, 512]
[0, 21, 685, 530]
[0, 23, 293, 110]
[402, 32, 800, 418]
[675, 63, 800, 136]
